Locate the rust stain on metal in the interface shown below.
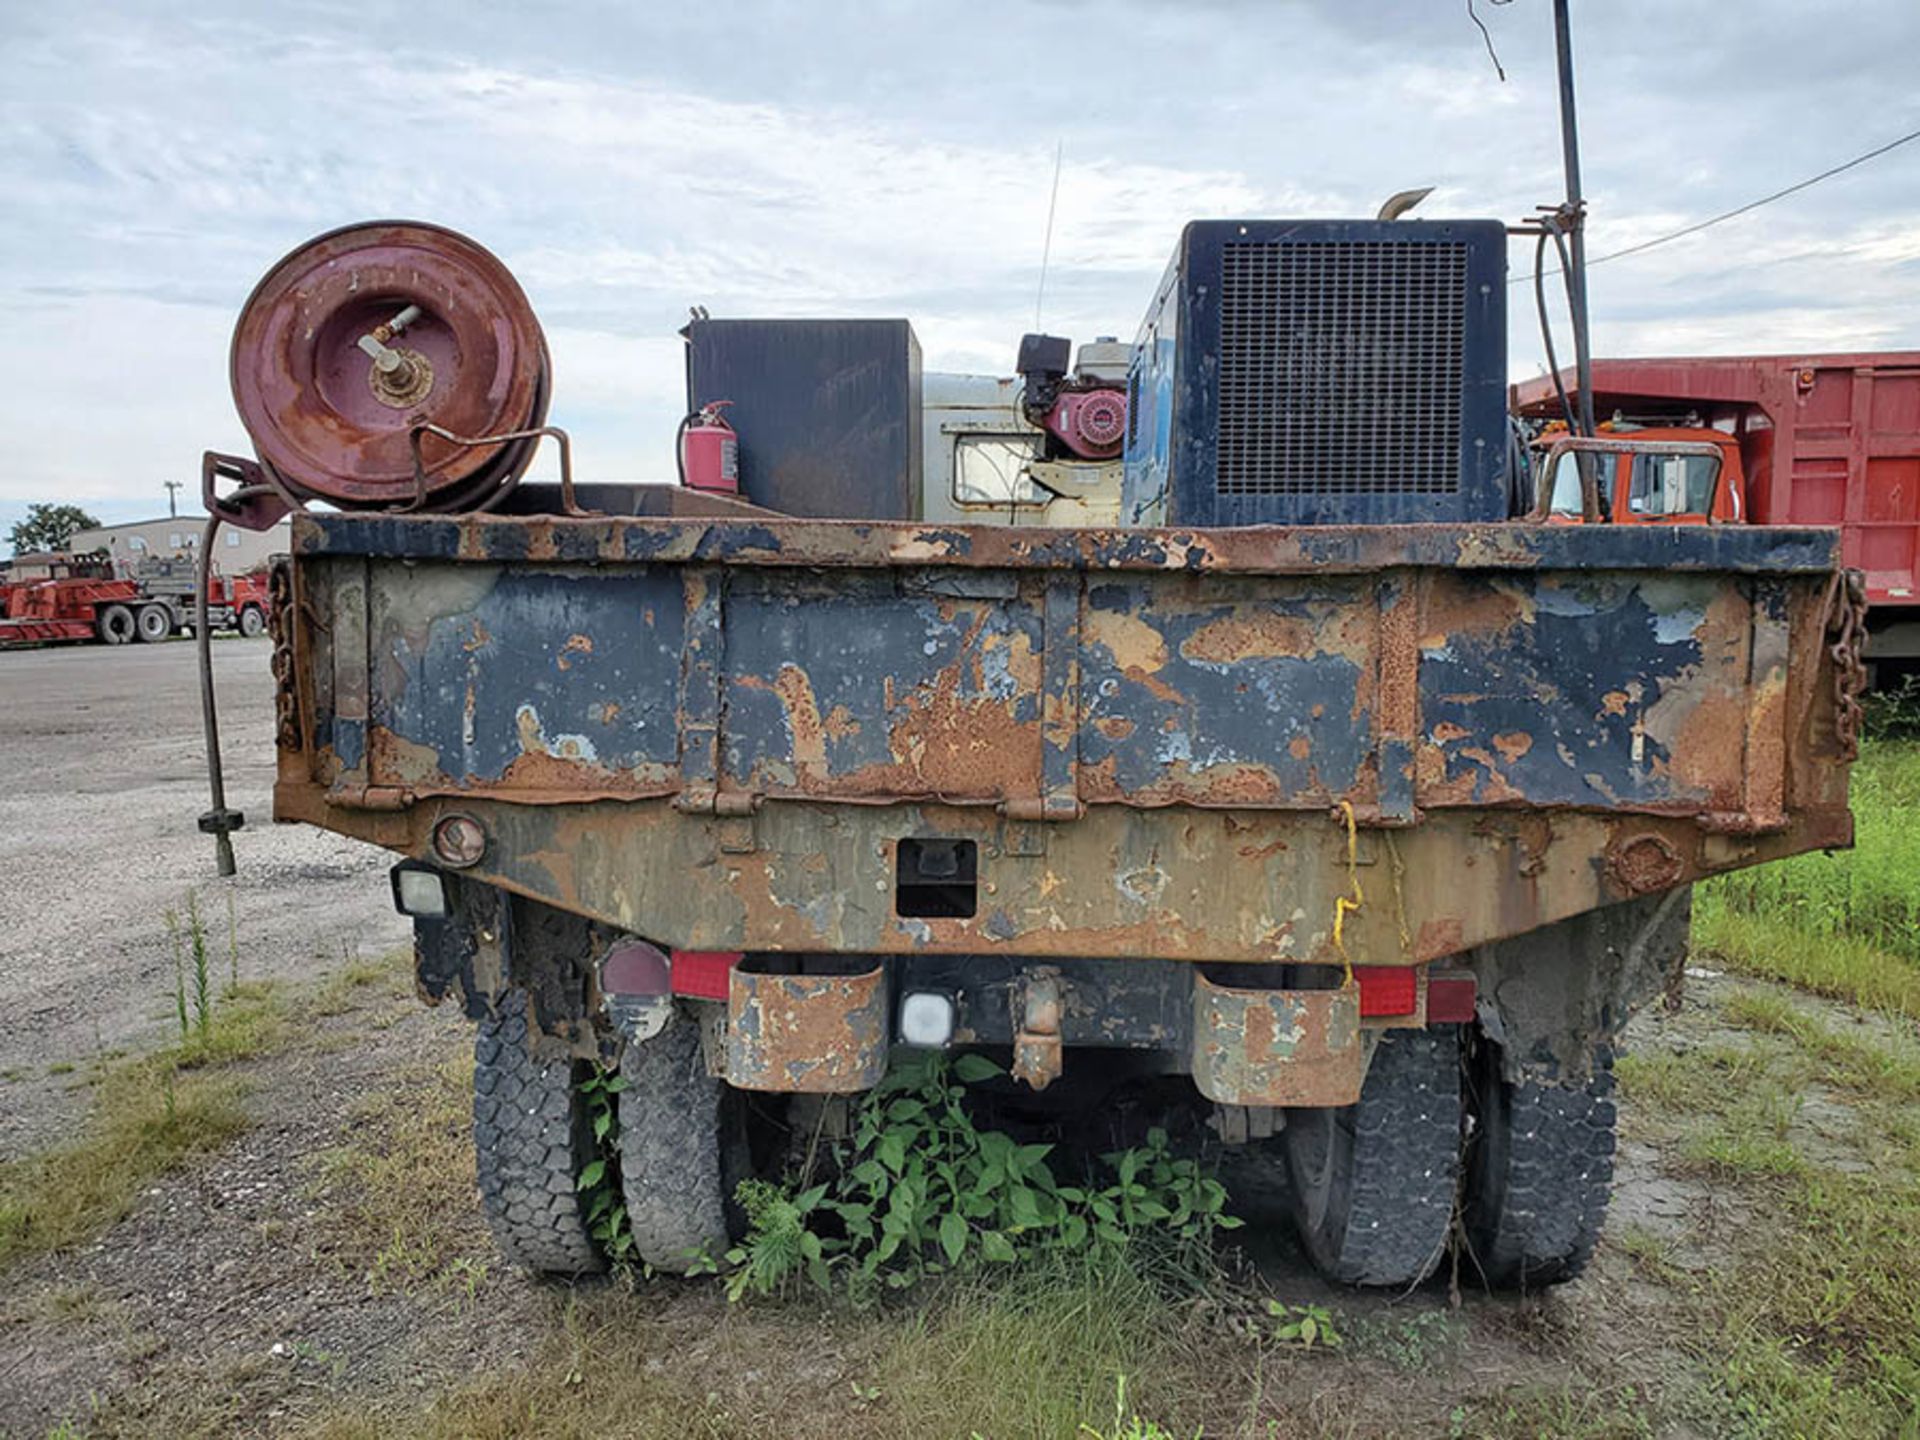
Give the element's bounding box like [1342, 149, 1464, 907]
[725, 964, 888, 1093]
[273, 513, 1859, 975]
[1190, 973, 1362, 1107]
[1178, 611, 1316, 664]
[1491, 732, 1533, 764]
[1414, 916, 1465, 960]
[556, 632, 593, 670]
[823, 704, 860, 741]
[1605, 833, 1686, 896]
[773, 664, 829, 778]
[1082, 604, 1182, 703]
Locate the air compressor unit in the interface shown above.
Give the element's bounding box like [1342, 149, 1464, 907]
[1122, 219, 1509, 527]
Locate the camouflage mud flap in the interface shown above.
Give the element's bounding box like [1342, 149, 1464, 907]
[1190, 972, 1365, 1107]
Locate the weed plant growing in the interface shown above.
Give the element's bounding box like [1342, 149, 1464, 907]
[633, 1052, 1243, 1300]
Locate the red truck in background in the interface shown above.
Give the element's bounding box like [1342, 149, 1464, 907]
[0, 553, 272, 649]
[1530, 423, 1746, 526]
[1513, 354, 1920, 670]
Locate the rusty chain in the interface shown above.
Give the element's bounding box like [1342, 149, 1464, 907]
[1822, 568, 1870, 759]
[268, 559, 301, 752]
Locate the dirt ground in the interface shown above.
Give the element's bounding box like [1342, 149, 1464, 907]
[0, 640, 407, 1158]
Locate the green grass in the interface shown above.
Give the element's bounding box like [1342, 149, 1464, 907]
[1720, 989, 1920, 1105]
[0, 959, 366, 1272]
[1693, 739, 1920, 1016]
[872, 1255, 1222, 1439]
[1614, 1043, 1781, 1114]
[298, 1255, 1251, 1440]
[306, 1049, 482, 1295]
[0, 980, 290, 1268]
[312, 948, 413, 1017]
[0, 1057, 249, 1266]
[1616, 985, 1920, 1435]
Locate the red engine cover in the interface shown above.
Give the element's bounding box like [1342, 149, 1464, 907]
[1045, 388, 1128, 460]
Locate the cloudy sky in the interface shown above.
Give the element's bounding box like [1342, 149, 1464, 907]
[3, 0, 1918, 541]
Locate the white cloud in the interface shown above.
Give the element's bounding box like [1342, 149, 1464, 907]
[3, 0, 1920, 541]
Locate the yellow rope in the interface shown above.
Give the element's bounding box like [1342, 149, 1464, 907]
[1331, 799, 1363, 987]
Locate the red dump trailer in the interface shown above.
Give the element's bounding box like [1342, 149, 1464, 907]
[0, 554, 274, 649]
[0, 556, 148, 646]
[1513, 354, 1920, 662]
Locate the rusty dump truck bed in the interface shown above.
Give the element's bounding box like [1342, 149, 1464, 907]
[273, 505, 1856, 970]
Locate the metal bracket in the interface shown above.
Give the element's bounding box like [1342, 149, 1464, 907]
[714, 791, 761, 854]
[1000, 816, 1049, 858]
[1011, 968, 1064, 1091]
[196, 807, 246, 837]
[673, 788, 762, 852]
[201, 451, 293, 532]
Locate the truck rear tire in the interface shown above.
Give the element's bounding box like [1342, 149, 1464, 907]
[1460, 1034, 1616, 1290]
[472, 994, 606, 1277]
[134, 603, 172, 643]
[616, 1013, 740, 1274]
[96, 604, 135, 645]
[1281, 1026, 1461, 1288]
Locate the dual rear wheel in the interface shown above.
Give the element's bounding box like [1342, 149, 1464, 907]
[1280, 1025, 1616, 1291]
[471, 992, 739, 1277]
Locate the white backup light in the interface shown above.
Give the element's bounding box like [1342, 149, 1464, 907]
[394, 867, 449, 919]
[899, 991, 955, 1048]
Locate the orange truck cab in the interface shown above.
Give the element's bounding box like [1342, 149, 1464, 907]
[1533, 423, 1746, 524]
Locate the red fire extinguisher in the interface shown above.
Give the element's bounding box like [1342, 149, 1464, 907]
[678, 401, 738, 494]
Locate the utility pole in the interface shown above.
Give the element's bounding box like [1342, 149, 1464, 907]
[164, 479, 182, 518]
[1552, 0, 1598, 445]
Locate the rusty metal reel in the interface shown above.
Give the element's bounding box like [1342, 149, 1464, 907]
[230, 220, 550, 511]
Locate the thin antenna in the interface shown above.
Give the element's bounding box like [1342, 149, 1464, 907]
[1034, 140, 1064, 331]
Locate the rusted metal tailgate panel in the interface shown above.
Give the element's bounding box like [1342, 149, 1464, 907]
[366, 565, 687, 796]
[295, 515, 1837, 824]
[279, 513, 1852, 963]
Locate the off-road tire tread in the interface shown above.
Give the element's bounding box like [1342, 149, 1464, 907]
[472, 997, 605, 1276]
[1289, 1026, 1462, 1288]
[1464, 1041, 1616, 1290]
[617, 1017, 730, 1273]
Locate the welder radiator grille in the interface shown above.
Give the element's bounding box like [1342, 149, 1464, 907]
[1217, 241, 1467, 496]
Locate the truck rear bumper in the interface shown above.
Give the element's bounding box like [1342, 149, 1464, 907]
[291, 784, 1849, 967]
[665, 949, 1464, 1109]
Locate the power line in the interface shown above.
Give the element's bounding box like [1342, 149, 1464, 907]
[1515, 124, 1920, 283]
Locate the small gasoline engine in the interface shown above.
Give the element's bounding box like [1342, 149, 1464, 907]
[1015, 332, 1130, 462]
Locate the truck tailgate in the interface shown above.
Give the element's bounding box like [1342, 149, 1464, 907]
[277, 513, 1856, 964]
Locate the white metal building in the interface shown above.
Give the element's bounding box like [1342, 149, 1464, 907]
[68, 513, 292, 576]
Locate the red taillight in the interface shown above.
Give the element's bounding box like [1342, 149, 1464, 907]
[1352, 965, 1418, 1017]
[1425, 971, 1478, 1024]
[671, 950, 740, 1001]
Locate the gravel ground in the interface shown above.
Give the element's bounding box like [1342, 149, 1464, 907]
[0, 638, 407, 1159]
